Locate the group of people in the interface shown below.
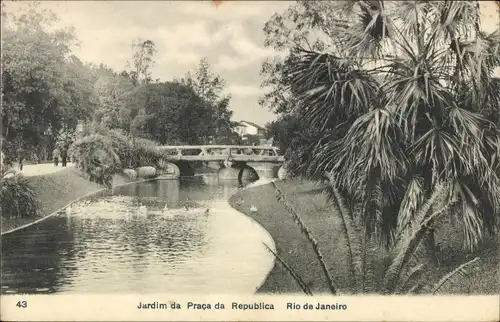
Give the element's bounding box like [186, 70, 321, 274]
[1, 146, 31, 171]
[0, 145, 71, 172]
[52, 146, 69, 167]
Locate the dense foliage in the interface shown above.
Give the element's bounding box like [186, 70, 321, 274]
[70, 129, 169, 186]
[123, 82, 216, 144]
[2, 4, 95, 159]
[2, 3, 236, 165]
[70, 134, 122, 187]
[265, 113, 323, 176]
[261, 0, 500, 252]
[0, 168, 40, 219]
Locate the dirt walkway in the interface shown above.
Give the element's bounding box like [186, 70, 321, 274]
[14, 162, 75, 177]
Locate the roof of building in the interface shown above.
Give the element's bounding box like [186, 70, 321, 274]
[234, 120, 265, 130]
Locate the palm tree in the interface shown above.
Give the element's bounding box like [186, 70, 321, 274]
[284, 1, 500, 252]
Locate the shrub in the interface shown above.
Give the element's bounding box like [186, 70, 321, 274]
[0, 168, 40, 219]
[97, 129, 162, 168]
[70, 134, 122, 188]
[70, 129, 166, 186]
[105, 129, 135, 167]
[130, 137, 162, 168]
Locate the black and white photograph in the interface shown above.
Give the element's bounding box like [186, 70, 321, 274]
[1, 0, 499, 321]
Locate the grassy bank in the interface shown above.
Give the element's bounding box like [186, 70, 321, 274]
[1, 168, 126, 234]
[229, 179, 499, 295]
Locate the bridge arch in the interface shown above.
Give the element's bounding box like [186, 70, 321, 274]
[217, 163, 259, 181]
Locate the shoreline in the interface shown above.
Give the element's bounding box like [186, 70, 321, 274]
[227, 178, 279, 294]
[228, 179, 341, 294]
[1, 168, 156, 236]
[228, 179, 500, 295]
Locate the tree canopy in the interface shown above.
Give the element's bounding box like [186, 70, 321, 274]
[261, 0, 500, 251]
[2, 4, 238, 159]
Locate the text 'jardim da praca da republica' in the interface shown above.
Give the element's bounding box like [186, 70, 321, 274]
[136, 301, 349, 311]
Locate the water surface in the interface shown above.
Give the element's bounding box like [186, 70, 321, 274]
[1, 176, 275, 294]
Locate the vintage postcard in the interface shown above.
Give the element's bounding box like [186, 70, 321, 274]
[1, 0, 499, 321]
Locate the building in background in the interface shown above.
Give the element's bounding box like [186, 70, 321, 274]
[232, 120, 270, 146]
[233, 120, 266, 136]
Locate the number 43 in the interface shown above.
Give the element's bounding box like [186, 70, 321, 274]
[16, 301, 27, 308]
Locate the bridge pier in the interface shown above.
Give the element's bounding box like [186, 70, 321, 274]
[156, 162, 180, 179]
[246, 162, 281, 180]
[217, 164, 259, 181]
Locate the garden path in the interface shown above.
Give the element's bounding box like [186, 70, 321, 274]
[17, 162, 75, 177]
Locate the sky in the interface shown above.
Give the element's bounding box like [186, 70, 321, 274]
[4, 1, 500, 127]
[26, 0, 292, 126]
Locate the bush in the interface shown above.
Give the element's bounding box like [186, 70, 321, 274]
[92, 129, 163, 168]
[105, 129, 135, 167]
[130, 137, 162, 168]
[70, 129, 166, 186]
[70, 134, 122, 188]
[0, 168, 40, 219]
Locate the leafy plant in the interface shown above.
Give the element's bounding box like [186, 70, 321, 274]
[70, 134, 122, 188]
[0, 168, 40, 219]
[131, 137, 162, 168]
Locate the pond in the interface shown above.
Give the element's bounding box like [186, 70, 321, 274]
[1, 175, 275, 294]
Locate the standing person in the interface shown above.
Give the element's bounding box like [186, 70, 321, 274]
[16, 146, 25, 171]
[61, 145, 68, 167]
[52, 146, 60, 167]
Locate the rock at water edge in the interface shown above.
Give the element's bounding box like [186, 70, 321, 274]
[136, 166, 157, 179]
[123, 168, 138, 180]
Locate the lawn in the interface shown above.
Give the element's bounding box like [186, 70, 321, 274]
[1, 168, 103, 234]
[229, 179, 499, 295]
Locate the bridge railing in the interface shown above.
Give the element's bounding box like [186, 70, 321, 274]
[157, 145, 281, 158]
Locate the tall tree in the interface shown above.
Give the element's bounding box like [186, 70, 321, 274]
[179, 58, 234, 141]
[61, 55, 99, 128]
[123, 82, 215, 145]
[1, 2, 79, 156]
[92, 64, 135, 130]
[183, 57, 226, 104]
[260, 0, 344, 114]
[127, 39, 157, 86]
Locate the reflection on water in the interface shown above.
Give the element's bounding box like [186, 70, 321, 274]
[1, 175, 275, 294]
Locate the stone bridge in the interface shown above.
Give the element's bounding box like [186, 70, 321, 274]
[157, 145, 286, 180]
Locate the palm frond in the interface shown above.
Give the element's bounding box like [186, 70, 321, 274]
[453, 29, 500, 98]
[448, 178, 498, 251]
[312, 108, 407, 197]
[360, 232, 379, 293]
[262, 242, 313, 295]
[396, 176, 425, 237]
[399, 263, 426, 294]
[411, 125, 468, 184]
[431, 257, 480, 294]
[284, 50, 379, 130]
[272, 181, 337, 294]
[383, 183, 450, 293]
[324, 174, 364, 292]
[428, 1, 479, 40]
